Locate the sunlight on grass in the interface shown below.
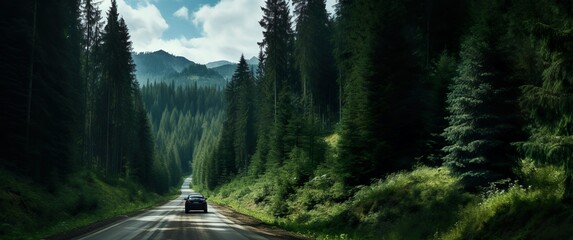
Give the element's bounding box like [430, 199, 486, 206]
[0, 170, 176, 240]
[438, 160, 568, 240]
[325, 133, 340, 148]
[206, 160, 572, 240]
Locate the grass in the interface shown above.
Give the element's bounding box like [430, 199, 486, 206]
[438, 160, 571, 240]
[0, 170, 178, 240]
[201, 159, 573, 239]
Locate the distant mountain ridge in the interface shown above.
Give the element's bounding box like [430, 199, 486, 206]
[245, 56, 259, 65]
[208, 56, 259, 80]
[132, 50, 225, 87]
[206, 60, 234, 69]
[132, 50, 192, 80]
[132, 50, 258, 87]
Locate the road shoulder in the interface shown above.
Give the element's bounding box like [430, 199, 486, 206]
[211, 202, 309, 240]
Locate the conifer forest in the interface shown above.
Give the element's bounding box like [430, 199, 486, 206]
[2, 0, 573, 239]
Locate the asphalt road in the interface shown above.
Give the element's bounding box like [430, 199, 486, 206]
[73, 177, 286, 240]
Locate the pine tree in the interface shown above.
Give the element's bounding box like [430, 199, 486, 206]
[96, 0, 137, 177]
[250, 49, 271, 176]
[0, 0, 82, 184]
[79, 0, 104, 168]
[131, 89, 155, 189]
[233, 56, 257, 172]
[420, 51, 458, 166]
[519, 0, 573, 202]
[256, 0, 296, 168]
[293, 0, 337, 123]
[443, 2, 524, 189]
[335, 0, 428, 185]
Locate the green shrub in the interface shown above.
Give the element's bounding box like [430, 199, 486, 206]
[209, 161, 571, 240]
[0, 170, 170, 240]
[439, 160, 569, 240]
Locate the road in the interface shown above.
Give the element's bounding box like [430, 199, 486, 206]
[74, 177, 293, 240]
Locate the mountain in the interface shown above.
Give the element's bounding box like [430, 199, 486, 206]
[206, 60, 234, 69]
[211, 64, 238, 80]
[211, 57, 259, 80]
[132, 50, 227, 88]
[166, 63, 227, 88]
[246, 56, 259, 65]
[132, 50, 193, 83]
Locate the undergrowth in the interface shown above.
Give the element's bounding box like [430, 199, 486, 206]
[202, 159, 573, 239]
[0, 170, 177, 240]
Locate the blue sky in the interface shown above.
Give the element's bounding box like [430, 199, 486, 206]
[99, 0, 337, 64]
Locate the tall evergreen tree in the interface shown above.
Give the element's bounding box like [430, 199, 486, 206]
[335, 0, 428, 185]
[293, 0, 337, 123]
[131, 89, 155, 189]
[519, 0, 573, 202]
[233, 56, 257, 172]
[250, 48, 269, 176]
[255, 0, 296, 168]
[0, 0, 82, 184]
[423, 51, 457, 165]
[79, 0, 104, 168]
[96, 0, 137, 176]
[443, 1, 524, 189]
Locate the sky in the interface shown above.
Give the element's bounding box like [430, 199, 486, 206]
[98, 0, 337, 64]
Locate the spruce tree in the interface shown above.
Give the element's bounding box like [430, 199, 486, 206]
[256, 0, 296, 168]
[519, 1, 573, 202]
[335, 0, 427, 185]
[0, 0, 82, 184]
[233, 55, 257, 172]
[443, 2, 524, 189]
[79, 0, 104, 167]
[293, 0, 337, 122]
[96, 0, 138, 177]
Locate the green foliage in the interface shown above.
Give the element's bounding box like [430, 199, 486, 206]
[335, 0, 434, 186]
[422, 52, 458, 166]
[293, 0, 338, 122]
[0, 170, 171, 240]
[249, 0, 298, 181]
[206, 166, 465, 239]
[341, 167, 468, 239]
[0, 1, 206, 238]
[438, 160, 568, 240]
[191, 112, 224, 189]
[100, 14, 134, 173]
[141, 82, 224, 191]
[442, 1, 525, 190]
[0, 0, 82, 186]
[191, 56, 257, 190]
[517, 0, 573, 201]
[7, 0, 573, 239]
[207, 163, 571, 240]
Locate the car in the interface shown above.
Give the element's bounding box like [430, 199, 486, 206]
[184, 193, 208, 213]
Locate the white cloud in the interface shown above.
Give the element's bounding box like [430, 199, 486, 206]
[187, 0, 265, 63]
[99, 0, 168, 52]
[99, 0, 263, 64]
[326, 0, 337, 15]
[97, 0, 336, 64]
[173, 6, 189, 20]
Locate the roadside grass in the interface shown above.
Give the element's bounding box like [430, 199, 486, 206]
[203, 155, 572, 239]
[438, 160, 573, 240]
[0, 170, 178, 240]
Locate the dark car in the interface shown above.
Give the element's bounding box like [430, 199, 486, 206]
[184, 193, 208, 213]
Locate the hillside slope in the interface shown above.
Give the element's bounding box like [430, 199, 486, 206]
[133, 50, 227, 87]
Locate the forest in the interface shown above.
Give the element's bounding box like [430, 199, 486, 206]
[1, 0, 573, 239]
[0, 0, 223, 238]
[194, 0, 573, 239]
